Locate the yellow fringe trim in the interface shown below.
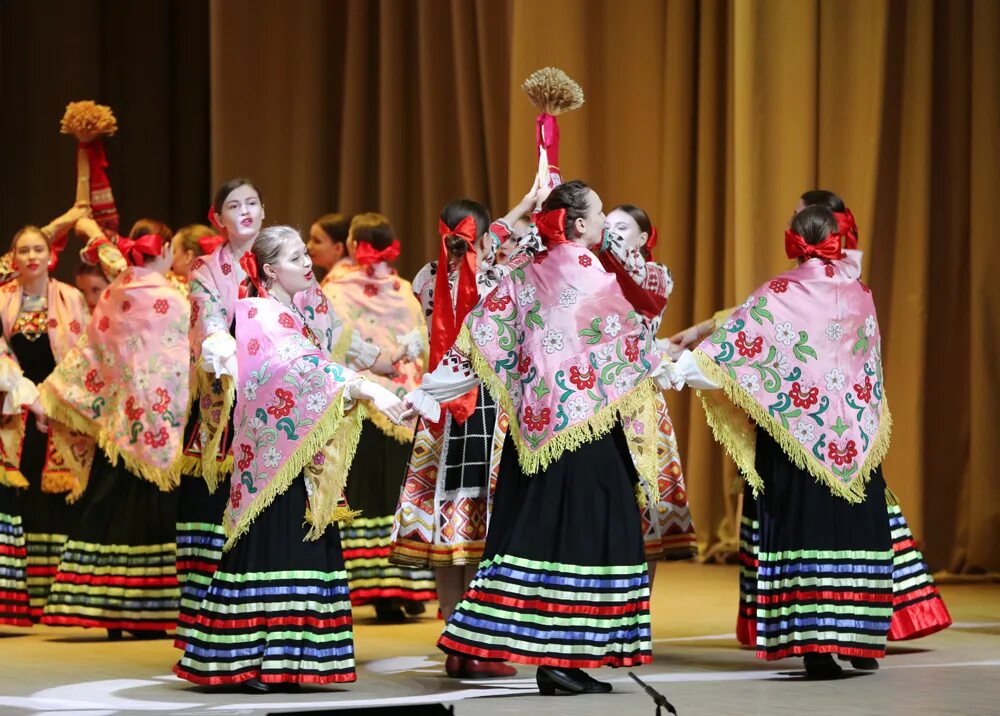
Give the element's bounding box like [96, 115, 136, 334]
[367, 408, 415, 444]
[0, 469, 28, 489]
[200, 373, 236, 493]
[460, 324, 659, 478]
[223, 395, 365, 552]
[692, 350, 893, 504]
[40, 386, 184, 491]
[331, 323, 353, 364]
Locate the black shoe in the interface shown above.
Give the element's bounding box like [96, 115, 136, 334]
[536, 666, 585, 695]
[242, 677, 271, 693]
[403, 601, 426, 616]
[804, 653, 843, 680]
[127, 629, 168, 640]
[566, 668, 613, 693]
[849, 657, 879, 671]
[374, 599, 406, 623]
[106, 628, 123, 641]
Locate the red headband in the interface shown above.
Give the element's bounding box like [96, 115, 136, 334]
[198, 233, 225, 256]
[354, 239, 401, 266]
[784, 229, 844, 262]
[834, 208, 859, 250]
[239, 251, 267, 298]
[118, 233, 164, 267]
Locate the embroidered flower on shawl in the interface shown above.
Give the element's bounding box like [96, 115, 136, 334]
[121, 300, 132, 313]
[769, 279, 789, 293]
[230, 483, 242, 509]
[624, 336, 641, 362]
[861, 411, 879, 436]
[149, 388, 170, 414]
[826, 323, 844, 342]
[558, 287, 578, 308]
[143, 427, 169, 448]
[248, 307, 258, 319]
[192, 258, 206, 272]
[827, 439, 858, 466]
[518, 284, 536, 307]
[221, 263, 232, 275]
[247, 338, 260, 356]
[825, 265, 835, 277]
[595, 343, 616, 364]
[824, 368, 846, 392]
[161, 330, 181, 349]
[98, 316, 110, 332]
[542, 329, 564, 354]
[242, 381, 258, 402]
[854, 375, 873, 403]
[864, 315, 876, 337]
[125, 396, 144, 421]
[154, 299, 169, 315]
[789, 381, 819, 409]
[278, 313, 296, 329]
[484, 287, 512, 312]
[190, 302, 200, 327]
[134, 373, 150, 391]
[792, 420, 815, 444]
[860, 281, 872, 294]
[266, 388, 295, 419]
[774, 321, 795, 346]
[523, 405, 551, 432]
[84, 369, 105, 394]
[518, 353, 532, 374]
[742, 295, 757, 310]
[237, 443, 255, 471]
[364, 284, 379, 297]
[276, 341, 299, 361]
[125, 335, 141, 353]
[262, 446, 281, 468]
[566, 394, 589, 421]
[735, 331, 764, 358]
[773, 352, 792, 377]
[739, 373, 761, 394]
[568, 364, 596, 390]
[70, 320, 82, 334]
[306, 392, 327, 413]
[316, 300, 329, 314]
[473, 323, 495, 347]
[578, 255, 592, 267]
[603, 314, 622, 337]
[614, 370, 636, 394]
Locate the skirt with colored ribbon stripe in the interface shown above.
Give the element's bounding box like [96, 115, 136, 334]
[174, 474, 356, 686]
[343, 422, 435, 606]
[885, 490, 952, 640]
[637, 392, 698, 561]
[438, 425, 652, 669]
[40, 451, 179, 631]
[0, 486, 31, 627]
[735, 430, 894, 661]
[174, 473, 228, 649]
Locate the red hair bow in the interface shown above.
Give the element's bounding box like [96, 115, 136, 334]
[645, 226, 659, 253]
[784, 229, 845, 262]
[534, 209, 571, 247]
[834, 208, 859, 250]
[207, 206, 223, 231]
[239, 251, 267, 298]
[118, 233, 163, 267]
[198, 234, 225, 256]
[355, 239, 401, 266]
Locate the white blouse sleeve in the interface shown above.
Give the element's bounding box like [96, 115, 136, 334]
[403, 348, 480, 423]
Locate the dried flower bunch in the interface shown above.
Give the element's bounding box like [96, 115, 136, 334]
[521, 67, 585, 115]
[60, 100, 118, 139]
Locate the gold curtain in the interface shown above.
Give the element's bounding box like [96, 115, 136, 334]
[212, 0, 999, 573]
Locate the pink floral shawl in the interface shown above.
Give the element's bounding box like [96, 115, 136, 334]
[692, 258, 891, 503]
[321, 260, 426, 441]
[0, 280, 94, 494]
[189, 242, 344, 486]
[224, 297, 363, 550]
[40, 267, 190, 490]
[459, 241, 660, 477]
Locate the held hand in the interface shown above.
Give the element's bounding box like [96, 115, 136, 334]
[669, 320, 710, 350]
[74, 216, 103, 240]
[397, 399, 418, 423]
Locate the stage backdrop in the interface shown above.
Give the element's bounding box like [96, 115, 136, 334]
[3, 0, 997, 573]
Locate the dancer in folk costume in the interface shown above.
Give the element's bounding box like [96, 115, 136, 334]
[670, 190, 951, 648]
[391, 191, 544, 678]
[0, 224, 92, 622]
[668, 205, 900, 678]
[404, 181, 676, 695]
[174, 226, 404, 692]
[168, 224, 223, 296]
[321, 213, 434, 620]
[40, 221, 189, 637]
[603, 205, 698, 567]
[174, 179, 339, 650]
[309, 213, 354, 284]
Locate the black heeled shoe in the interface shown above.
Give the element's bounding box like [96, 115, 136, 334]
[536, 666, 585, 695]
[566, 668, 613, 693]
[804, 653, 843, 680]
[848, 657, 879, 671]
[242, 677, 271, 693]
[106, 628, 122, 641]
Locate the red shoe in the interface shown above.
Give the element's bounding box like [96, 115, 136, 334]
[464, 659, 517, 678]
[445, 654, 465, 678]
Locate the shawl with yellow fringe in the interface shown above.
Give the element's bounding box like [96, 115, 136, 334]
[224, 296, 363, 551]
[40, 267, 190, 492]
[692, 257, 891, 503]
[459, 241, 660, 488]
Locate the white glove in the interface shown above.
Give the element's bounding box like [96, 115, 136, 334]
[3, 376, 39, 415]
[201, 332, 238, 378]
[354, 378, 402, 414]
[396, 328, 425, 362]
[674, 350, 720, 390]
[401, 388, 441, 423]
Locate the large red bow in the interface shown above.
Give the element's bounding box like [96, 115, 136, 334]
[784, 229, 845, 262]
[239, 251, 267, 298]
[198, 233, 225, 256]
[534, 209, 571, 247]
[431, 216, 480, 424]
[207, 206, 223, 231]
[834, 208, 859, 250]
[117, 233, 163, 267]
[645, 226, 659, 254]
[355, 239, 401, 266]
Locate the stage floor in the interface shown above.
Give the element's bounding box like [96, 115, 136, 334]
[3, 563, 998, 715]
